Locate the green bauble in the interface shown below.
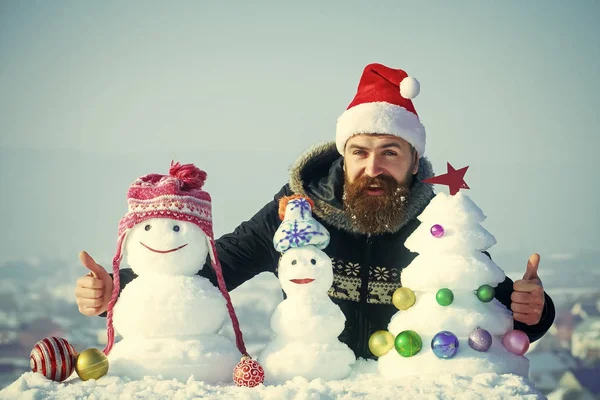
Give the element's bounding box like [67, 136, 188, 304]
[436, 288, 454, 306]
[394, 330, 422, 357]
[476, 284, 495, 302]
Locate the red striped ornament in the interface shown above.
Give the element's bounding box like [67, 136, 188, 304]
[30, 337, 77, 382]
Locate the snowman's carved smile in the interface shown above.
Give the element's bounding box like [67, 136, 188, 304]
[140, 242, 189, 254]
[290, 278, 315, 284]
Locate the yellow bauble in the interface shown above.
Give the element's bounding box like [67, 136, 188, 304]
[368, 330, 395, 357]
[392, 287, 416, 310]
[75, 348, 109, 381]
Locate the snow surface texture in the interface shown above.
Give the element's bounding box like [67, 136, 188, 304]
[1, 361, 545, 400]
[259, 246, 356, 384]
[379, 192, 529, 378]
[108, 219, 239, 382]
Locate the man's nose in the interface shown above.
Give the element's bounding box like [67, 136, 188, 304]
[364, 156, 383, 177]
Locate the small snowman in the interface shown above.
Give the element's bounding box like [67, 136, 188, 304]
[102, 162, 264, 386]
[258, 195, 356, 383]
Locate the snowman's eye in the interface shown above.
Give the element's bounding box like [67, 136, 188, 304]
[144, 225, 151, 231]
[173, 225, 180, 232]
[291, 260, 297, 265]
[310, 259, 316, 265]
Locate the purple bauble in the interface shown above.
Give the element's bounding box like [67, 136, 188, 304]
[430, 224, 445, 238]
[431, 331, 459, 359]
[468, 328, 492, 352]
[502, 330, 530, 356]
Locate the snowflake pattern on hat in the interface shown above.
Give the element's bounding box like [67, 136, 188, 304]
[273, 198, 330, 253]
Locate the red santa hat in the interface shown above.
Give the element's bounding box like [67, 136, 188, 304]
[336, 63, 426, 157]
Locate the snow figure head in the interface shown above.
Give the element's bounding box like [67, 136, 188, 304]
[102, 161, 249, 363]
[278, 246, 333, 297]
[125, 218, 211, 276]
[115, 161, 217, 277]
[273, 195, 332, 297]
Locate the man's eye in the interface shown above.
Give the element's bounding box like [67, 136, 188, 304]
[383, 151, 397, 156]
[291, 260, 297, 265]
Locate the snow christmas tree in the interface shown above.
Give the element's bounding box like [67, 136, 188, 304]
[374, 163, 531, 378]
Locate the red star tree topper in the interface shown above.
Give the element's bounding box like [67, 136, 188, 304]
[423, 163, 470, 195]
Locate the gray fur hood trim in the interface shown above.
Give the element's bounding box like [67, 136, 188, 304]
[289, 141, 435, 235]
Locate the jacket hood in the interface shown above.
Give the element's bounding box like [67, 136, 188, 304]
[288, 141, 435, 235]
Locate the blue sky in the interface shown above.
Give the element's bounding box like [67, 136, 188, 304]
[0, 0, 598, 265]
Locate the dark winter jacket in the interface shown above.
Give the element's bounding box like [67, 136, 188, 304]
[113, 142, 555, 359]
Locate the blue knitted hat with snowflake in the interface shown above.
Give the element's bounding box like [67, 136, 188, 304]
[273, 195, 330, 253]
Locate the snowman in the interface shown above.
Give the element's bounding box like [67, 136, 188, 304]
[102, 162, 262, 385]
[258, 195, 356, 383]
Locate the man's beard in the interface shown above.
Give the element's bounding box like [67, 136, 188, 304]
[343, 174, 412, 235]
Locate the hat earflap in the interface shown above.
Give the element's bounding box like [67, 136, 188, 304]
[103, 231, 127, 356]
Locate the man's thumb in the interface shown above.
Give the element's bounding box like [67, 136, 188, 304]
[79, 251, 107, 279]
[523, 253, 541, 280]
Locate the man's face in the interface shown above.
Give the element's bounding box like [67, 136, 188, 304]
[343, 134, 418, 186]
[342, 134, 419, 234]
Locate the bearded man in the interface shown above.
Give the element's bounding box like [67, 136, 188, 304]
[74, 63, 555, 359]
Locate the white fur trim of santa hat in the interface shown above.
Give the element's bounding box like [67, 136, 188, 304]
[335, 101, 426, 157]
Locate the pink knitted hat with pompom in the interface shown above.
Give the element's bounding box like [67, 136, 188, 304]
[103, 161, 248, 358]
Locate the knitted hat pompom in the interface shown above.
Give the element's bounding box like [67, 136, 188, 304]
[169, 161, 207, 190]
